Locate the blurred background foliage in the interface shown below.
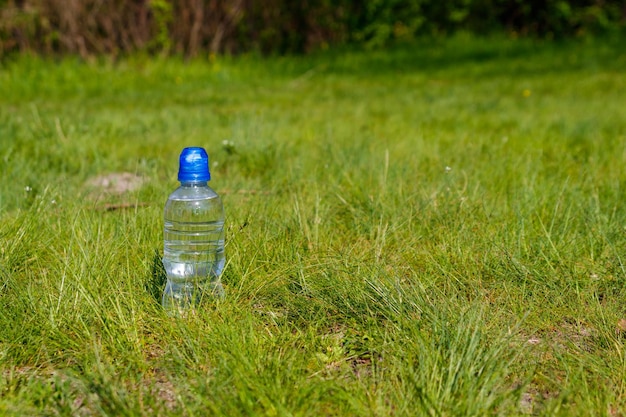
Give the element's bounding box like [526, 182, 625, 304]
[0, 0, 624, 57]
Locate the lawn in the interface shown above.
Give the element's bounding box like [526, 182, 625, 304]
[1, 34, 626, 415]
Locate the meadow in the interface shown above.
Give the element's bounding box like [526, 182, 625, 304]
[1, 35, 626, 415]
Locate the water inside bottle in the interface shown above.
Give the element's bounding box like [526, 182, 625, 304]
[162, 195, 225, 310]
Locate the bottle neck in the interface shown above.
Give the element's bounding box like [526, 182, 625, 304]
[180, 181, 208, 187]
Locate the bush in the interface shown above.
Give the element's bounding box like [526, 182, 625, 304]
[0, 0, 624, 57]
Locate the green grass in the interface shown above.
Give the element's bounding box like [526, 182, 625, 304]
[1, 34, 626, 415]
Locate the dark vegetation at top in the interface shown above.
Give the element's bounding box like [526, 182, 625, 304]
[1, 0, 625, 57]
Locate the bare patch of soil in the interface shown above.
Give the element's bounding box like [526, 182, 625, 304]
[85, 172, 144, 196]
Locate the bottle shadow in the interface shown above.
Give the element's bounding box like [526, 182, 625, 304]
[146, 249, 166, 303]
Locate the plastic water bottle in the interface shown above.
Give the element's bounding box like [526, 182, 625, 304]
[162, 147, 225, 311]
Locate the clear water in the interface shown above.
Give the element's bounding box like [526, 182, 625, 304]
[162, 183, 225, 310]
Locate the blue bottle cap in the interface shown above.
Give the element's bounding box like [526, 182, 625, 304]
[178, 147, 211, 182]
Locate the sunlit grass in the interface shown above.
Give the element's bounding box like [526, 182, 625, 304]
[1, 34, 626, 415]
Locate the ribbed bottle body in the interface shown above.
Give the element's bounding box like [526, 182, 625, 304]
[162, 182, 224, 310]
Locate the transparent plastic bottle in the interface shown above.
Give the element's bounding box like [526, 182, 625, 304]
[162, 147, 225, 312]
